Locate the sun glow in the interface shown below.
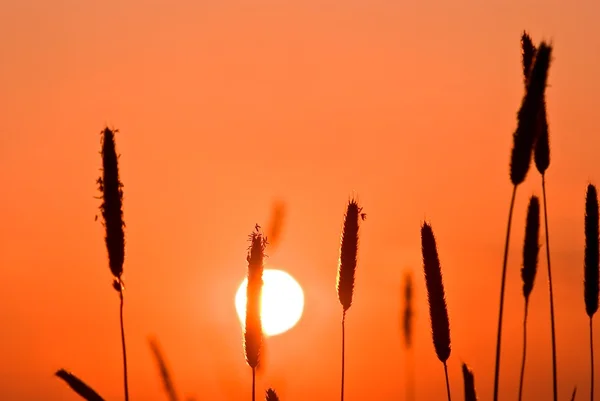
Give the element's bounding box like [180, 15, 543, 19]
[235, 269, 304, 336]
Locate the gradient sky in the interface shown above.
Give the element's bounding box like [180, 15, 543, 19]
[2, 0, 600, 400]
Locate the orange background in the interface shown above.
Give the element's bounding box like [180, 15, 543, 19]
[1, 0, 600, 400]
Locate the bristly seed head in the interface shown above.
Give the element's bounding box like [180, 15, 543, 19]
[244, 225, 266, 369]
[337, 198, 364, 313]
[521, 196, 540, 301]
[510, 42, 552, 185]
[521, 32, 536, 87]
[584, 184, 599, 318]
[462, 363, 478, 401]
[98, 127, 125, 281]
[420, 222, 451, 363]
[265, 388, 280, 401]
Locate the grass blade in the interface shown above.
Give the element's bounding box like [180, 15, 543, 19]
[149, 337, 179, 401]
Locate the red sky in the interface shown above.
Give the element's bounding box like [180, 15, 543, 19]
[1, 0, 600, 400]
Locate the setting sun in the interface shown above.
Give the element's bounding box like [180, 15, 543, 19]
[235, 269, 304, 336]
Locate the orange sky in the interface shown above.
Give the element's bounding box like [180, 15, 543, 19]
[1, 0, 600, 400]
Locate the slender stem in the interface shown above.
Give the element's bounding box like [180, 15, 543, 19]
[518, 300, 530, 401]
[590, 318, 594, 401]
[252, 367, 256, 401]
[119, 288, 129, 401]
[542, 175, 559, 401]
[443, 361, 452, 401]
[341, 310, 346, 401]
[493, 185, 518, 401]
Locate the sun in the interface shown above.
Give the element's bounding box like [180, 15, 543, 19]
[235, 269, 304, 336]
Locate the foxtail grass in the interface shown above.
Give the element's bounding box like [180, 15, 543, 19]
[585, 184, 599, 401]
[461, 363, 477, 401]
[421, 222, 452, 401]
[523, 30, 558, 401]
[493, 39, 552, 401]
[266, 201, 286, 252]
[571, 387, 578, 401]
[149, 337, 179, 401]
[336, 198, 365, 401]
[266, 388, 280, 401]
[244, 225, 266, 401]
[518, 196, 540, 401]
[402, 270, 415, 401]
[55, 369, 106, 401]
[97, 127, 129, 401]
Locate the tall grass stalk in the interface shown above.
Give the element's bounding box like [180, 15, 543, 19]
[524, 30, 559, 401]
[336, 198, 364, 401]
[98, 127, 129, 401]
[421, 222, 452, 401]
[244, 225, 266, 401]
[493, 41, 552, 401]
[265, 388, 280, 401]
[584, 184, 599, 401]
[518, 196, 540, 401]
[149, 338, 179, 401]
[402, 271, 415, 401]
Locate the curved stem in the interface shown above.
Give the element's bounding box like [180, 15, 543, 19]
[493, 185, 518, 401]
[252, 367, 256, 401]
[341, 310, 346, 401]
[542, 175, 558, 401]
[119, 289, 129, 401]
[590, 318, 594, 401]
[443, 361, 452, 401]
[518, 300, 530, 401]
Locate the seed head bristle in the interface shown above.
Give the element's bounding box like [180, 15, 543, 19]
[510, 42, 552, 185]
[244, 225, 266, 369]
[337, 198, 364, 313]
[98, 127, 125, 281]
[265, 388, 280, 401]
[521, 196, 540, 301]
[462, 363, 478, 401]
[521, 32, 536, 87]
[402, 271, 414, 349]
[420, 222, 451, 363]
[584, 184, 599, 318]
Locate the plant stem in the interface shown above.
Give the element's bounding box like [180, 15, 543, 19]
[493, 185, 517, 401]
[542, 175, 558, 401]
[590, 317, 595, 401]
[518, 300, 530, 401]
[252, 367, 256, 401]
[119, 288, 129, 401]
[443, 361, 452, 401]
[341, 310, 346, 401]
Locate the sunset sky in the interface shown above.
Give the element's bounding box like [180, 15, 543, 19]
[2, 0, 600, 400]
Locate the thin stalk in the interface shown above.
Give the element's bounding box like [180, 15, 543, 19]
[542, 175, 559, 401]
[119, 288, 129, 401]
[341, 310, 346, 401]
[443, 361, 452, 401]
[590, 317, 595, 401]
[252, 367, 256, 401]
[493, 185, 518, 401]
[518, 300, 530, 401]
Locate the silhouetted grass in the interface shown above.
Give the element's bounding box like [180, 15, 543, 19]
[523, 30, 558, 401]
[55, 369, 105, 401]
[245, 225, 266, 401]
[97, 127, 130, 401]
[402, 270, 415, 401]
[336, 198, 365, 401]
[265, 388, 280, 401]
[584, 184, 599, 401]
[518, 196, 540, 401]
[461, 363, 477, 401]
[421, 222, 452, 401]
[149, 337, 179, 401]
[266, 200, 286, 252]
[494, 40, 553, 401]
